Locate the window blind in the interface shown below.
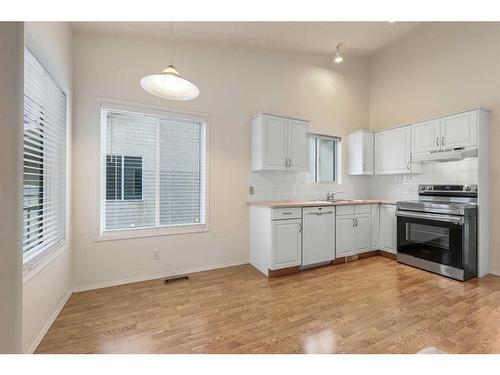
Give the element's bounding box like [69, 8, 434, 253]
[23, 47, 67, 264]
[101, 106, 206, 232]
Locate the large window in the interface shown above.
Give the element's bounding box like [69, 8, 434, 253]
[307, 134, 340, 183]
[100, 104, 207, 234]
[23, 47, 67, 264]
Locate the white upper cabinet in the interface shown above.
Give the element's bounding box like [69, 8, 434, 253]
[412, 110, 478, 157]
[411, 119, 441, 153]
[252, 114, 309, 171]
[348, 131, 374, 175]
[375, 126, 415, 175]
[440, 110, 478, 149]
[288, 119, 309, 171]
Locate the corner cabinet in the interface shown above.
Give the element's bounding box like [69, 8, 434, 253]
[348, 130, 374, 175]
[252, 114, 309, 171]
[375, 126, 419, 175]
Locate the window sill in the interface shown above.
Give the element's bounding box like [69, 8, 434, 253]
[95, 224, 209, 242]
[23, 242, 67, 284]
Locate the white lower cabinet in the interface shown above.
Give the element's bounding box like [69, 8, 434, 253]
[272, 219, 302, 269]
[379, 204, 397, 254]
[336, 215, 356, 257]
[249, 206, 302, 276]
[335, 205, 371, 257]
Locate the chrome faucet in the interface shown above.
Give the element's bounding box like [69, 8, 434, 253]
[326, 191, 343, 202]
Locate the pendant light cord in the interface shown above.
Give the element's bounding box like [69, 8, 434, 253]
[170, 21, 173, 66]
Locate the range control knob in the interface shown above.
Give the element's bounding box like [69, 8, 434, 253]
[421, 186, 426, 190]
[465, 186, 472, 191]
[427, 185, 433, 190]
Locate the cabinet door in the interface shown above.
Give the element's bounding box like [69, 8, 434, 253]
[355, 215, 371, 253]
[370, 204, 380, 250]
[348, 132, 373, 176]
[362, 132, 374, 175]
[336, 215, 356, 257]
[263, 115, 288, 170]
[380, 205, 397, 254]
[440, 111, 478, 149]
[374, 127, 411, 174]
[411, 119, 440, 153]
[287, 119, 309, 171]
[272, 219, 302, 269]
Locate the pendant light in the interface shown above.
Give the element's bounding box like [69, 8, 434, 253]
[333, 42, 344, 64]
[140, 22, 200, 101]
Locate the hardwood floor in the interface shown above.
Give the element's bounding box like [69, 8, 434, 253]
[35, 256, 500, 354]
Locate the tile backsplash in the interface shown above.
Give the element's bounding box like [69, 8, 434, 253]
[248, 158, 478, 202]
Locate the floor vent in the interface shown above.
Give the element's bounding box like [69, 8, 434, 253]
[164, 275, 190, 284]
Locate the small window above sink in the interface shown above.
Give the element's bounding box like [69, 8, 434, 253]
[306, 133, 341, 183]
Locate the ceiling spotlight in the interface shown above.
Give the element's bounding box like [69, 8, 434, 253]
[334, 42, 344, 64]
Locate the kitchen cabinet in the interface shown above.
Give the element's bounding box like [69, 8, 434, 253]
[375, 126, 417, 175]
[252, 114, 309, 171]
[440, 110, 477, 149]
[348, 130, 374, 175]
[411, 119, 441, 153]
[412, 110, 478, 156]
[302, 206, 335, 266]
[335, 205, 371, 257]
[370, 204, 380, 250]
[379, 204, 397, 254]
[273, 219, 302, 269]
[249, 206, 302, 276]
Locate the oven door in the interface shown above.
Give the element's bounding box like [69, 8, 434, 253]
[396, 210, 464, 269]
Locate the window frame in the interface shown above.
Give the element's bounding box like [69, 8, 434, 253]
[23, 36, 69, 273]
[307, 133, 342, 184]
[96, 100, 210, 242]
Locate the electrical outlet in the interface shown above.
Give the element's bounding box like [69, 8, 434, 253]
[249, 185, 255, 195]
[153, 249, 160, 260]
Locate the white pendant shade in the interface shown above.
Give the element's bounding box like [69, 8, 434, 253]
[140, 65, 199, 101]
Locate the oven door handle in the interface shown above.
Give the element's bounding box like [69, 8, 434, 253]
[396, 209, 464, 225]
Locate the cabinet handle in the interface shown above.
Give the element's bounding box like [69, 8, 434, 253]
[441, 136, 445, 146]
[436, 137, 439, 147]
[289, 158, 292, 168]
[282, 212, 293, 215]
[363, 163, 366, 172]
[352, 218, 355, 227]
[285, 158, 288, 168]
[356, 218, 358, 227]
[407, 161, 410, 171]
[299, 223, 302, 233]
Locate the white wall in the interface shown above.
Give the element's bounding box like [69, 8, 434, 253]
[72, 33, 370, 289]
[0, 22, 24, 354]
[22, 22, 73, 353]
[368, 22, 500, 274]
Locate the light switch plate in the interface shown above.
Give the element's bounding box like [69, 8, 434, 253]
[249, 186, 255, 195]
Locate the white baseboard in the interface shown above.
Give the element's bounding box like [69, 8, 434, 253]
[489, 269, 500, 276]
[73, 259, 249, 292]
[26, 289, 72, 354]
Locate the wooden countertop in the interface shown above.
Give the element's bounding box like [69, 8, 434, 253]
[247, 199, 398, 208]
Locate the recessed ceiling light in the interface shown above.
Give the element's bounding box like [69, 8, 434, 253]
[334, 42, 344, 64]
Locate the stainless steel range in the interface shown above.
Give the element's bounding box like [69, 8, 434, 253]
[396, 184, 478, 281]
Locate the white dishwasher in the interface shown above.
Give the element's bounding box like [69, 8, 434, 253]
[302, 206, 336, 267]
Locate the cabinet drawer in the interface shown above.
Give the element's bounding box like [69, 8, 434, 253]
[303, 206, 335, 216]
[354, 205, 371, 214]
[272, 207, 302, 220]
[336, 205, 355, 216]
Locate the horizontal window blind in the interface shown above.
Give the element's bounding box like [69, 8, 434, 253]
[101, 106, 206, 232]
[23, 47, 67, 264]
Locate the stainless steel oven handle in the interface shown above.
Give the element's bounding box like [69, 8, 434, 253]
[396, 209, 464, 224]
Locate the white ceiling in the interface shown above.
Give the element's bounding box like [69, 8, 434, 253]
[71, 22, 422, 56]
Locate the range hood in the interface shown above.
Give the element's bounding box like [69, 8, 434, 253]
[413, 147, 478, 163]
